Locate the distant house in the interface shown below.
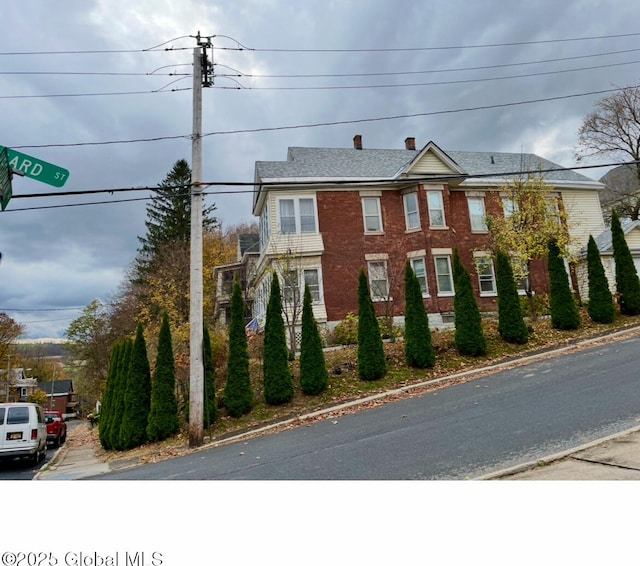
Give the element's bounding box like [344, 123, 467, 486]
[213, 233, 260, 326]
[251, 135, 606, 340]
[38, 379, 78, 419]
[0, 368, 39, 402]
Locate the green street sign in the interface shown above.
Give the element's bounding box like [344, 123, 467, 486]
[0, 145, 69, 188]
[1, 147, 12, 211]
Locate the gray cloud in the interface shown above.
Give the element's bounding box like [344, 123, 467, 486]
[2, 0, 640, 337]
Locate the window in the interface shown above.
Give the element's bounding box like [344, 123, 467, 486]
[362, 197, 383, 233]
[476, 257, 497, 295]
[403, 192, 420, 230]
[282, 270, 299, 303]
[7, 406, 29, 425]
[501, 196, 517, 218]
[278, 197, 317, 235]
[427, 191, 445, 227]
[368, 261, 389, 300]
[299, 198, 316, 232]
[304, 269, 321, 303]
[410, 257, 429, 296]
[0, 407, 5, 424]
[259, 206, 270, 249]
[434, 256, 454, 295]
[467, 196, 487, 232]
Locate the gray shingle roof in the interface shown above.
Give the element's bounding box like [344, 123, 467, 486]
[255, 146, 597, 185]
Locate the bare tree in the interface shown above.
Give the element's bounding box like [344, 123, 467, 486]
[577, 84, 640, 221]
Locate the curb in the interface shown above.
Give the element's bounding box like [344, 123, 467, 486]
[473, 423, 640, 480]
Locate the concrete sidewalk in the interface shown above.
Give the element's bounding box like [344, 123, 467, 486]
[479, 425, 640, 480]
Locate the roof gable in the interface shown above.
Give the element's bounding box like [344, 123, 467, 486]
[399, 141, 465, 178]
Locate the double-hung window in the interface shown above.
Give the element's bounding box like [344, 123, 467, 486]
[475, 257, 497, 295]
[467, 196, 487, 232]
[434, 256, 454, 295]
[278, 197, 317, 234]
[403, 192, 420, 231]
[303, 269, 321, 303]
[501, 196, 517, 218]
[410, 257, 429, 296]
[362, 197, 383, 233]
[427, 191, 445, 228]
[368, 260, 389, 301]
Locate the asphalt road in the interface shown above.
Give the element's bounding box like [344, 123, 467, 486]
[93, 334, 640, 480]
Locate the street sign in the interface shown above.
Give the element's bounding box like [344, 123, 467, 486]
[0, 147, 12, 211]
[0, 145, 69, 188]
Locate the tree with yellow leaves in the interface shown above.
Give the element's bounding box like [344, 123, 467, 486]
[486, 172, 572, 317]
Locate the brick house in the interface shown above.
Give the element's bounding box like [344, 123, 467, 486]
[38, 379, 78, 419]
[251, 136, 605, 337]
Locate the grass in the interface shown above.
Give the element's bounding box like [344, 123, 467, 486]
[96, 308, 640, 465]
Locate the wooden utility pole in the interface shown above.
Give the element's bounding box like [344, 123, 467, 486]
[188, 33, 211, 448]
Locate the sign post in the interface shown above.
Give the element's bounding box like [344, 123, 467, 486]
[0, 147, 12, 211]
[0, 145, 69, 189]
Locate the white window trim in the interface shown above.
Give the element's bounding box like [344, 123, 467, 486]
[276, 196, 318, 235]
[474, 255, 497, 297]
[467, 195, 488, 233]
[426, 190, 447, 229]
[409, 255, 430, 298]
[361, 196, 383, 234]
[303, 267, 324, 304]
[434, 255, 454, 296]
[367, 259, 390, 302]
[403, 191, 421, 232]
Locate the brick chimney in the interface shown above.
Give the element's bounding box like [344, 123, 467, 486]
[405, 137, 416, 150]
[353, 134, 362, 150]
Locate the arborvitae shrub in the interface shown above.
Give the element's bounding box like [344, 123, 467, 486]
[146, 313, 179, 442]
[203, 325, 217, 428]
[263, 274, 294, 405]
[404, 261, 435, 368]
[110, 338, 132, 451]
[224, 277, 253, 417]
[495, 251, 529, 344]
[357, 269, 386, 381]
[548, 239, 580, 330]
[119, 322, 152, 450]
[300, 284, 329, 395]
[453, 250, 487, 356]
[99, 342, 120, 450]
[586, 235, 615, 324]
[611, 210, 640, 315]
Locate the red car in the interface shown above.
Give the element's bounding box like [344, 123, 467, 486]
[44, 411, 67, 448]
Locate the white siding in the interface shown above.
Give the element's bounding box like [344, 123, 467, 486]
[409, 152, 457, 176]
[561, 190, 606, 255]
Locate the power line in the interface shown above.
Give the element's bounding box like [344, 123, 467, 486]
[0, 86, 190, 100]
[217, 47, 640, 79]
[9, 84, 636, 150]
[216, 59, 640, 91]
[2, 159, 637, 213]
[213, 31, 640, 53]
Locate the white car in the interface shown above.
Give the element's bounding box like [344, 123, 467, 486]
[0, 403, 47, 464]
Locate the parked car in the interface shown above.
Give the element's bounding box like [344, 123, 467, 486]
[0, 402, 47, 464]
[44, 410, 67, 447]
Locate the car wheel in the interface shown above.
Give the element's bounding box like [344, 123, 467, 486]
[61, 433, 66, 444]
[53, 436, 60, 448]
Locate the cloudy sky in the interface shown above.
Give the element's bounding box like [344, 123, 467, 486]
[1, 0, 640, 338]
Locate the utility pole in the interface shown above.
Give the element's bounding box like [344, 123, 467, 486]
[5, 354, 11, 402]
[189, 32, 213, 448]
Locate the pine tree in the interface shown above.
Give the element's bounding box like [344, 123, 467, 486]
[453, 249, 487, 356]
[357, 269, 387, 381]
[136, 159, 217, 271]
[99, 342, 121, 450]
[203, 325, 217, 428]
[611, 210, 640, 315]
[495, 251, 529, 344]
[109, 338, 132, 451]
[300, 284, 329, 395]
[548, 239, 581, 330]
[586, 235, 615, 324]
[404, 262, 435, 368]
[146, 313, 179, 442]
[263, 274, 294, 405]
[224, 277, 253, 417]
[119, 322, 152, 450]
